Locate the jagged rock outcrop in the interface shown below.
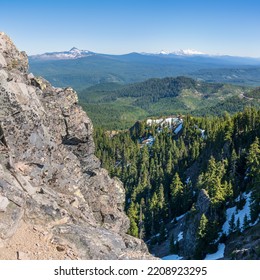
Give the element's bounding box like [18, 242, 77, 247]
[223, 222, 260, 260]
[151, 189, 211, 259]
[181, 189, 211, 258]
[0, 32, 154, 259]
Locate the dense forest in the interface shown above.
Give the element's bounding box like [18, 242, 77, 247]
[94, 107, 260, 258]
[79, 77, 260, 130]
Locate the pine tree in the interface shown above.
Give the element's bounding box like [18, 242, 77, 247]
[169, 233, 175, 254]
[229, 149, 238, 179]
[194, 214, 208, 259]
[170, 173, 184, 217]
[229, 213, 236, 234]
[235, 218, 241, 233]
[250, 188, 260, 223]
[127, 202, 139, 237]
[158, 223, 167, 244]
[197, 214, 208, 239]
[242, 214, 250, 231]
[246, 137, 260, 181]
[246, 138, 260, 222]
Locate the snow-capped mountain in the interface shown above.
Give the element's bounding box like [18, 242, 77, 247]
[142, 49, 205, 56]
[30, 47, 95, 60]
[171, 49, 205, 56]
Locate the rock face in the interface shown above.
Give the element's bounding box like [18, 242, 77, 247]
[0, 32, 153, 259]
[181, 189, 211, 258]
[151, 189, 211, 259]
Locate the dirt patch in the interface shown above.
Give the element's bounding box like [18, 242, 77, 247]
[0, 220, 79, 260]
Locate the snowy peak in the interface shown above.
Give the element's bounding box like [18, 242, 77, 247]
[159, 50, 169, 55]
[30, 47, 95, 60]
[69, 47, 81, 53]
[143, 49, 205, 56]
[171, 49, 205, 56]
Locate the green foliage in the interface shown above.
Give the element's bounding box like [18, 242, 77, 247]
[197, 214, 208, 239]
[245, 87, 260, 99]
[127, 202, 139, 237]
[246, 137, 260, 181]
[246, 137, 260, 222]
[194, 214, 208, 259]
[170, 173, 184, 217]
[94, 107, 260, 250]
[78, 77, 260, 130]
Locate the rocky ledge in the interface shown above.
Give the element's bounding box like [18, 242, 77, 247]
[0, 32, 153, 259]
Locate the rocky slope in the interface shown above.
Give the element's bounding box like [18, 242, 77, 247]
[0, 32, 153, 259]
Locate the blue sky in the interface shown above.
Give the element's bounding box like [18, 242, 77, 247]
[1, 0, 260, 57]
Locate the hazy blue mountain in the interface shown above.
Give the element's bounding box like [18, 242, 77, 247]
[29, 49, 260, 90]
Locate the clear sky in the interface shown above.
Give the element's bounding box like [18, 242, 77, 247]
[1, 0, 260, 57]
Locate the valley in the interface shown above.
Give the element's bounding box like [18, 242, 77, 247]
[28, 49, 260, 260]
[94, 108, 260, 259]
[78, 77, 260, 129]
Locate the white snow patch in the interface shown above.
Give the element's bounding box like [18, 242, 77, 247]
[251, 217, 260, 226]
[185, 177, 191, 184]
[146, 118, 163, 125]
[171, 213, 187, 223]
[204, 243, 225, 260]
[199, 129, 206, 139]
[174, 123, 183, 134]
[146, 117, 182, 127]
[161, 117, 179, 125]
[162, 254, 183, 260]
[177, 231, 183, 241]
[222, 192, 252, 234]
[159, 50, 169, 55]
[171, 49, 205, 56]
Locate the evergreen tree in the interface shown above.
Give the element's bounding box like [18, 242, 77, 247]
[242, 214, 250, 231]
[158, 223, 167, 244]
[170, 173, 184, 217]
[94, 108, 260, 241]
[235, 218, 241, 233]
[197, 214, 208, 239]
[246, 137, 260, 180]
[250, 189, 260, 223]
[127, 202, 139, 237]
[194, 214, 208, 259]
[229, 213, 236, 234]
[169, 234, 175, 254]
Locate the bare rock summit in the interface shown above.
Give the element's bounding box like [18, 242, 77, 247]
[0, 32, 153, 259]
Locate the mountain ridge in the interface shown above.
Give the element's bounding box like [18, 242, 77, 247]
[30, 47, 260, 60]
[29, 48, 260, 90]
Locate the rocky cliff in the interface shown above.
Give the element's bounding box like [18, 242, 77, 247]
[0, 32, 153, 259]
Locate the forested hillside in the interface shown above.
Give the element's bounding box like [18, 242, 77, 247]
[79, 77, 260, 129]
[94, 107, 260, 259]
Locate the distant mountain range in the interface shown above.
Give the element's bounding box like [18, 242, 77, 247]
[29, 48, 260, 90]
[30, 47, 260, 61]
[30, 47, 208, 60]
